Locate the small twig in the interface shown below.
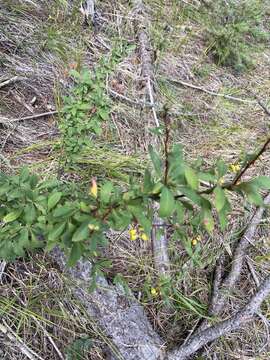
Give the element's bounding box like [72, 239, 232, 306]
[0, 111, 58, 124]
[0, 321, 44, 360]
[36, 322, 64, 360]
[209, 255, 225, 315]
[229, 136, 270, 188]
[147, 76, 160, 127]
[189, 133, 270, 198]
[0, 260, 7, 282]
[166, 77, 255, 104]
[168, 274, 270, 360]
[246, 257, 261, 288]
[108, 88, 152, 108]
[256, 99, 270, 117]
[0, 76, 25, 89]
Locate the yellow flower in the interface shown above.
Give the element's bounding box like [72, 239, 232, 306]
[88, 224, 100, 231]
[218, 177, 225, 185]
[89, 178, 98, 198]
[129, 228, 138, 241]
[229, 164, 241, 173]
[141, 233, 149, 241]
[196, 235, 202, 242]
[151, 287, 158, 297]
[191, 238, 198, 246]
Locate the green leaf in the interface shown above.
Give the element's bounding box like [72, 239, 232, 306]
[251, 176, 270, 190]
[98, 108, 109, 121]
[24, 204, 37, 224]
[48, 222, 66, 242]
[143, 169, 153, 193]
[148, 145, 162, 177]
[218, 199, 231, 231]
[72, 221, 89, 242]
[67, 243, 84, 267]
[216, 159, 227, 178]
[180, 187, 202, 206]
[203, 209, 214, 234]
[128, 206, 152, 234]
[53, 206, 75, 218]
[168, 144, 184, 180]
[110, 209, 132, 230]
[0, 183, 10, 197]
[100, 182, 114, 204]
[159, 187, 175, 218]
[175, 202, 184, 224]
[247, 191, 263, 206]
[38, 179, 59, 190]
[238, 182, 263, 206]
[185, 166, 199, 190]
[19, 167, 30, 182]
[3, 210, 22, 223]
[214, 186, 226, 212]
[48, 192, 62, 211]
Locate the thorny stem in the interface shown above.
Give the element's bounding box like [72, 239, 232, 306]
[228, 136, 270, 188]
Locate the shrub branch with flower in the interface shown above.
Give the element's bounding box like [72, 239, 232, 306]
[1, 116, 270, 286]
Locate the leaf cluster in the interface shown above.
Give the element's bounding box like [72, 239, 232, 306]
[58, 45, 130, 166]
[1, 144, 270, 273]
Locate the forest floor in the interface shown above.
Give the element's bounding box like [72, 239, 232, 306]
[0, 0, 270, 359]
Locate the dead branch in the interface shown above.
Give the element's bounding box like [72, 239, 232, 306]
[0, 260, 7, 283]
[194, 193, 270, 336]
[0, 76, 25, 89]
[165, 77, 255, 104]
[108, 88, 152, 108]
[0, 321, 45, 360]
[168, 274, 270, 360]
[0, 111, 58, 124]
[213, 193, 270, 315]
[132, 0, 169, 276]
[133, 0, 159, 127]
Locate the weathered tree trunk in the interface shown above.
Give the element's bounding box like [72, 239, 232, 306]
[51, 247, 165, 360]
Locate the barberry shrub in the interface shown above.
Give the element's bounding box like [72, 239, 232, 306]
[1, 140, 270, 283]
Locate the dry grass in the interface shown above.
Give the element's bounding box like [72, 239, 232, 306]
[1, 0, 270, 358]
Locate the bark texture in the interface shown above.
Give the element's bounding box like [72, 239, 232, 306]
[51, 248, 165, 360]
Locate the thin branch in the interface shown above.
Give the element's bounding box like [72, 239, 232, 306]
[132, 0, 169, 278]
[168, 274, 270, 360]
[192, 133, 270, 197]
[228, 136, 270, 188]
[0, 260, 6, 282]
[192, 193, 270, 337]
[147, 76, 160, 127]
[0, 321, 44, 360]
[0, 111, 58, 124]
[165, 77, 255, 104]
[108, 88, 152, 108]
[0, 76, 26, 89]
